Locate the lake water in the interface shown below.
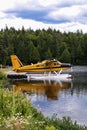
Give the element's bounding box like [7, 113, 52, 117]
[12, 66, 87, 126]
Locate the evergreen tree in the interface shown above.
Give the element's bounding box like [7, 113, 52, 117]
[0, 26, 87, 65]
[44, 48, 52, 59]
[28, 41, 40, 63]
[59, 48, 71, 63]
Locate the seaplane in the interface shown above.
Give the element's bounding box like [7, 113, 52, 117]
[9, 55, 72, 81]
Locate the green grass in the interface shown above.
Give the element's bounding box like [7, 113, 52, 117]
[0, 87, 87, 130]
[0, 70, 87, 130]
[0, 67, 12, 74]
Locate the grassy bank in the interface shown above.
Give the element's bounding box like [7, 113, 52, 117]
[0, 70, 87, 130]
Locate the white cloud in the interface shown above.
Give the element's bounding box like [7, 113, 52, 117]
[47, 4, 87, 23]
[0, 0, 87, 33]
[0, 17, 87, 33]
[47, 6, 81, 21]
[0, 0, 16, 11]
[0, 12, 6, 18]
[0, 17, 48, 30]
[0, 0, 87, 11]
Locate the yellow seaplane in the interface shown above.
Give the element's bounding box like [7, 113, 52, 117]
[10, 55, 71, 81]
[11, 55, 71, 73]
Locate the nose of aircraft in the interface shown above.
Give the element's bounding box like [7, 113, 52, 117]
[61, 63, 71, 68]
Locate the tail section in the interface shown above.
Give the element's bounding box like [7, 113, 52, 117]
[11, 55, 23, 71]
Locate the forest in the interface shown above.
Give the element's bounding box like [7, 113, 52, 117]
[0, 26, 87, 66]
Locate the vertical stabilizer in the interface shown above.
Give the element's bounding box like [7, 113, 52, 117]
[11, 55, 23, 71]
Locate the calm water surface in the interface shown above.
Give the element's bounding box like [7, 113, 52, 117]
[12, 66, 87, 126]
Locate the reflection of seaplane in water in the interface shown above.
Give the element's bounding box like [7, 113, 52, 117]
[8, 55, 72, 81]
[13, 81, 71, 100]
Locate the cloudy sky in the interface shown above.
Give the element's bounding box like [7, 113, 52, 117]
[0, 0, 87, 33]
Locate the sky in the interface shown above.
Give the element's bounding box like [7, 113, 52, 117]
[0, 0, 87, 33]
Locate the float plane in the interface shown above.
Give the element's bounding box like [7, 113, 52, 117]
[11, 55, 71, 73]
[10, 55, 71, 81]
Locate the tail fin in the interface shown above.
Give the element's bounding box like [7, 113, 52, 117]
[11, 55, 23, 71]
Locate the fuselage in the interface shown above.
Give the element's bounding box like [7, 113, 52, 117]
[14, 60, 71, 73]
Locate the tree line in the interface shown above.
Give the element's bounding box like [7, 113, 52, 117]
[0, 26, 87, 66]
